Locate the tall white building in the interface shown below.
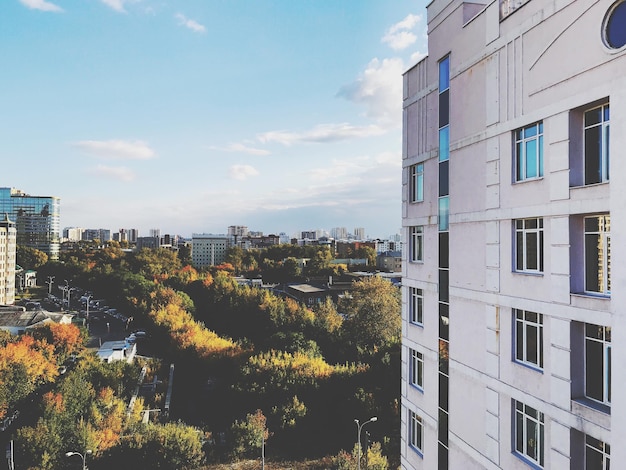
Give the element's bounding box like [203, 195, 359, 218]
[191, 234, 230, 268]
[354, 227, 366, 241]
[0, 214, 16, 305]
[401, 0, 625, 468]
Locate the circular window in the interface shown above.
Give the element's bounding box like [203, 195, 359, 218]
[605, 1, 626, 49]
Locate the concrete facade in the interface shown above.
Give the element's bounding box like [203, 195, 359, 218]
[191, 233, 230, 268]
[401, 0, 626, 468]
[0, 215, 16, 306]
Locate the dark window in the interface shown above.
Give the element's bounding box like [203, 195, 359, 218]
[439, 232, 449, 268]
[439, 160, 449, 197]
[584, 104, 610, 185]
[605, 1, 626, 49]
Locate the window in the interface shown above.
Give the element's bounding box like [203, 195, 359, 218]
[603, 1, 626, 49]
[514, 400, 544, 467]
[515, 122, 543, 181]
[409, 287, 423, 325]
[409, 410, 423, 453]
[514, 309, 544, 369]
[410, 163, 424, 203]
[515, 218, 544, 273]
[584, 104, 610, 185]
[410, 226, 423, 262]
[584, 215, 611, 295]
[586, 434, 610, 469]
[409, 348, 424, 389]
[585, 323, 611, 405]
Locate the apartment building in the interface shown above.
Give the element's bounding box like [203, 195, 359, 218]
[0, 187, 60, 260]
[191, 234, 230, 268]
[0, 214, 16, 305]
[401, 0, 625, 468]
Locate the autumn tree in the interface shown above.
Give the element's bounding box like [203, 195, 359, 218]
[228, 409, 269, 461]
[16, 245, 49, 270]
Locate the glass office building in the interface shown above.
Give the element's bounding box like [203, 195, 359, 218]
[0, 187, 60, 260]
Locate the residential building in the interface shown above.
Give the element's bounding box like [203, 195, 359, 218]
[354, 227, 366, 241]
[401, 0, 625, 468]
[63, 227, 85, 242]
[82, 228, 111, 242]
[228, 225, 249, 238]
[330, 227, 348, 240]
[0, 187, 60, 260]
[0, 214, 16, 305]
[191, 234, 230, 268]
[377, 250, 402, 273]
[136, 236, 160, 250]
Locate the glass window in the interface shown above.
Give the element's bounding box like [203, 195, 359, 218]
[514, 400, 545, 467]
[439, 56, 450, 92]
[515, 122, 543, 181]
[585, 323, 611, 405]
[604, 1, 626, 49]
[584, 215, 611, 295]
[410, 226, 423, 263]
[439, 127, 450, 162]
[515, 218, 544, 273]
[409, 410, 423, 453]
[514, 309, 544, 369]
[409, 287, 423, 325]
[439, 160, 449, 197]
[410, 348, 424, 389]
[410, 163, 424, 203]
[586, 434, 610, 469]
[438, 197, 449, 231]
[584, 104, 610, 185]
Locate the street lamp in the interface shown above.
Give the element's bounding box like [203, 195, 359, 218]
[355, 417, 377, 470]
[45, 276, 54, 296]
[65, 450, 92, 470]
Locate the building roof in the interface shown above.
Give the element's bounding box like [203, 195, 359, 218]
[288, 284, 326, 294]
[0, 309, 50, 329]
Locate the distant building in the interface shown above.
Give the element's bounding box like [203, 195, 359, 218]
[82, 228, 111, 242]
[0, 214, 16, 305]
[353, 227, 365, 241]
[149, 228, 161, 238]
[0, 187, 60, 260]
[376, 250, 402, 273]
[330, 227, 348, 240]
[301, 230, 318, 240]
[63, 227, 85, 242]
[191, 234, 230, 268]
[228, 225, 249, 238]
[136, 236, 160, 250]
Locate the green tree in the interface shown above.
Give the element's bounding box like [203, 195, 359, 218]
[228, 409, 269, 461]
[339, 276, 401, 354]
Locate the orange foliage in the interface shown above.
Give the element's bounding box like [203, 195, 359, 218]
[47, 323, 83, 356]
[0, 335, 57, 382]
[43, 391, 65, 413]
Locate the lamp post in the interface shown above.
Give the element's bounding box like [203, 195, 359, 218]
[354, 417, 377, 470]
[65, 450, 91, 470]
[85, 295, 92, 321]
[46, 276, 54, 295]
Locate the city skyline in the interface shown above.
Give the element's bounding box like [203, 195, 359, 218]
[1, 0, 428, 239]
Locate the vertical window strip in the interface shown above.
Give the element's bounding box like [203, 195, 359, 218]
[585, 324, 612, 405]
[584, 103, 610, 185]
[515, 122, 543, 181]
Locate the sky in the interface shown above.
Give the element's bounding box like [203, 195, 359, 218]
[1, 0, 428, 240]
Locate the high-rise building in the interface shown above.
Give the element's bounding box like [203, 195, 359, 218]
[63, 227, 85, 242]
[330, 227, 348, 240]
[82, 229, 111, 242]
[0, 214, 16, 305]
[401, 0, 625, 468]
[0, 187, 60, 260]
[191, 234, 230, 268]
[354, 227, 366, 241]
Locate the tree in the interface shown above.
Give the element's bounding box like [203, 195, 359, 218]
[16, 245, 48, 269]
[228, 409, 269, 461]
[339, 276, 401, 354]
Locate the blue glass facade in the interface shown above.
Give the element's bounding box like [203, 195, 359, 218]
[0, 188, 60, 260]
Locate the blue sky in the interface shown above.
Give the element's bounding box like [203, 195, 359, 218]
[1, 0, 428, 239]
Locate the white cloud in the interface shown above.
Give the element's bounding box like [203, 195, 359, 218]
[410, 50, 428, 64]
[257, 123, 387, 146]
[100, 0, 129, 13]
[19, 0, 63, 12]
[337, 57, 404, 122]
[211, 143, 270, 156]
[382, 14, 422, 50]
[175, 13, 206, 33]
[74, 139, 155, 160]
[229, 164, 259, 180]
[88, 165, 135, 182]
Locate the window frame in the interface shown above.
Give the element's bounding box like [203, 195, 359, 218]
[514, 400, 545, 467]
[408, 409, 423, 454]
[409, 348, 424, 390]
[514, 218, 544, 274]
[514, 121, 544, 182]
[584, 215, 611, 296]
[410, 163, 424, 203]
[514, 309, 544, 370]
[409, 226, 424, 263]
[583, 103, 610, 185]
[585, 323, 611, 406]
[409, 287, 423, 325]
[585, 434, 610, 470]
